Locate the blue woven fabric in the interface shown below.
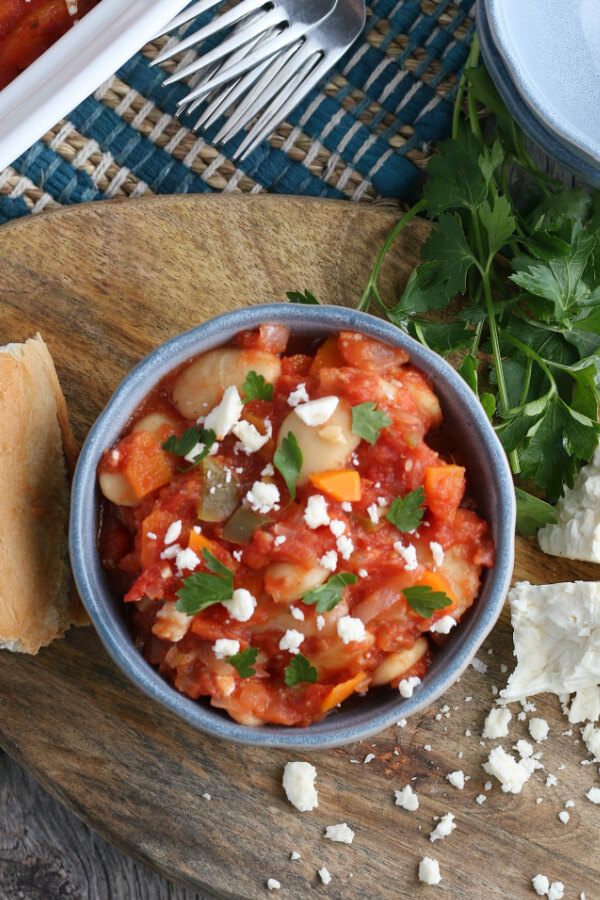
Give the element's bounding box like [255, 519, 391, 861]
[0, 0, 475, 224]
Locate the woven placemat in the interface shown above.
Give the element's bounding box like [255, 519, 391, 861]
[0, 0, 474, 224]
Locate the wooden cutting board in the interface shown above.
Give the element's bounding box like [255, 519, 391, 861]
[0, 195, 598, 900]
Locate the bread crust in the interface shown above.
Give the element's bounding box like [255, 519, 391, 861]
[0, 335, 88, 654]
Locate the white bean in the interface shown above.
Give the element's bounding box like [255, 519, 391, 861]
[172, 348, 281, 420]
[371, 637, 429, 687]
[132, 411, 178, 437]
[277, 400, 360, 485]
[98, 471, 139, 507]
[265, 562, 330, 603]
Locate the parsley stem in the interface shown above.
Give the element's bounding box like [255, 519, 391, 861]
[358, 199, 427, 312]
[452, 33, 481, 141]
[500, 331, 557, 392]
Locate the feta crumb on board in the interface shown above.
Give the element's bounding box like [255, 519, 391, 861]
[529, 717, 550, 743]
[324, 823, 355, 844]
[582, 722, 600, 761]
[446, 770, 466, 790]
[532, 874, 550, 896]
[266, 878, 281, 891]
[586, 786, 600, 804]
[482, 707, 512, 739]
[483, 745, 541, 794]
[501, 581, 600, 701]
[538, 443, 600, 562]
[318, 867, 332, 885]
[429, 812, 456, 842]
[394, 785, 419, 811]
[418, 856, 442, 885]
[282, 762, 318, 811]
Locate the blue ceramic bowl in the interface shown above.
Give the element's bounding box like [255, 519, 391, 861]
[70, 304, 515, 749]
[478, 0, 600, 186]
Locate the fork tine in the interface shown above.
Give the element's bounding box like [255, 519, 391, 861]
[213, 42, 305, 143]
[158, 0, 231, 36]
[162, 9, 283, 85]
[151, 0, 273, 67]
[234, 54, 329, 160]
[194, 51, 276, 130]
[174, 23, 308, 104]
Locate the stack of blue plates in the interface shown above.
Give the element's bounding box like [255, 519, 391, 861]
[477, 0, 600, 185]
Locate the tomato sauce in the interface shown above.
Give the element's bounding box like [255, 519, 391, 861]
[0, 0, 100, 90]
[97, 326, 495, 727]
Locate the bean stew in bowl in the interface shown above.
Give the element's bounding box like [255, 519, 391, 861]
[70, 304, 515, 748]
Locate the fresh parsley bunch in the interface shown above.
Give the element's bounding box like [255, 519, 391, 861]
[358, 36, 600, 533]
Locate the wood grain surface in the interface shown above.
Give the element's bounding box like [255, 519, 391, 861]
[0, 195, 599, 900]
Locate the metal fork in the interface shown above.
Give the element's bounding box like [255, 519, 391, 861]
[151, 0, 337, 91]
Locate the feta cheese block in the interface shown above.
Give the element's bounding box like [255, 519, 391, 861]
[538, 444, 600, 561]
[282, 761, 318, 811]
[501, 581, 600, 702]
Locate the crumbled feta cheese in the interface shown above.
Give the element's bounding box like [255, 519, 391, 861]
[532, 874, 550, 896]
[529, 717, 549, 743]
[274, 535, 287, 546]
[399, 676, 421, 698]
[430, 541, 444, 567]
[546, 774, 557, 787]
[363, 753, 375, 764]
[319, 550, 338, 571]
[482, 707, 512, 739]
[470, 657, 488, 674]
[316, 615, 325, 631]
[304, 494, 330, 528]
[261, 462, 275, 476]
[290, 606, 304, 621]
[539, 443, 600, 562]
[337, 616, 366, 644]
[429, 813, 456, 842]
[429, 615, 456, 635]
[290, 851, 301, 860]
[175, 547, 200, 572]
[152, 601, 191, 642]
[358, 568, 368, 578]
[397, 718, 408, 728]
[246, 481, 280, 514]
[548, 884, 564, 900]
[483, 745, 535, 794]
[223, 588, 257, 622]
[282, 761, 318, 811]
[394, 785, 419, 811]
[501, 581, 600, 701]
[582, 722, 600, 761]
[514, 739, 533, 758]
[294, 396, 338, 426]
[329, 519, 345, 537]
[319, 867, 331, 885]
[324, 823, 355, 844]
[164, 520, 182, 545]
[287, 383, 309, 407]
[393, 540, 418, 571]
[558, 810, 570, 824]
[336, 534, 354, 560]
[418, 857, 442, 886]
[213, 639, 240, 659]
[279, 629, 304, 655]
[232, 418, 271, 454]
[203, 385, 243, 439]
[146, 531, 157, 540]
[341, 501, 352, 512]
[586, 786, 600, 803]
[569, 685, 600, 723]
[475, 794, 486, 805]
[202, 792, 211, 800]
[267, 878, 281, 890]
[367, 502, 382, 524]
[446, 770, 465, 790]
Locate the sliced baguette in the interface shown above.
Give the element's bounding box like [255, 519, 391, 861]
[0, 334, 88, 654]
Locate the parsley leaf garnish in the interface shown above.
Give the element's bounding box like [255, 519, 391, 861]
[286, 289, 320, 305]
[515, 488, 557, 536]
[273, 431, 303, 502]
[403, 585, 453, 619]
[351, 402, 391, 445]
[242, 370, 274, 403]
[284, 653, 318, 687]
[386, 488, 426, 533]
[175, 548, 233, 614]
[226, 646, 258, 679]
[162, 426, 216, 468]
[302, 572, 358, 613]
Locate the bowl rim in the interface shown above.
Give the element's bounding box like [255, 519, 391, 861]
[70, 303, 516, 749]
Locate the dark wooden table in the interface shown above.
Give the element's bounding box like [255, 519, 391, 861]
[0, 148, 583, 900]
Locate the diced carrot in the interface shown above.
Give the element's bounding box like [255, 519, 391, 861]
[309, 335, 345, 374]
[309, 469, 362, 502]
[187, 529, 219, 557]
[140, 509, 177, 569]
[414, 570, 458, 611]
[122, 432, 173, 499]
[423, 464, 466, 520]
[321, 672, 368, 712]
